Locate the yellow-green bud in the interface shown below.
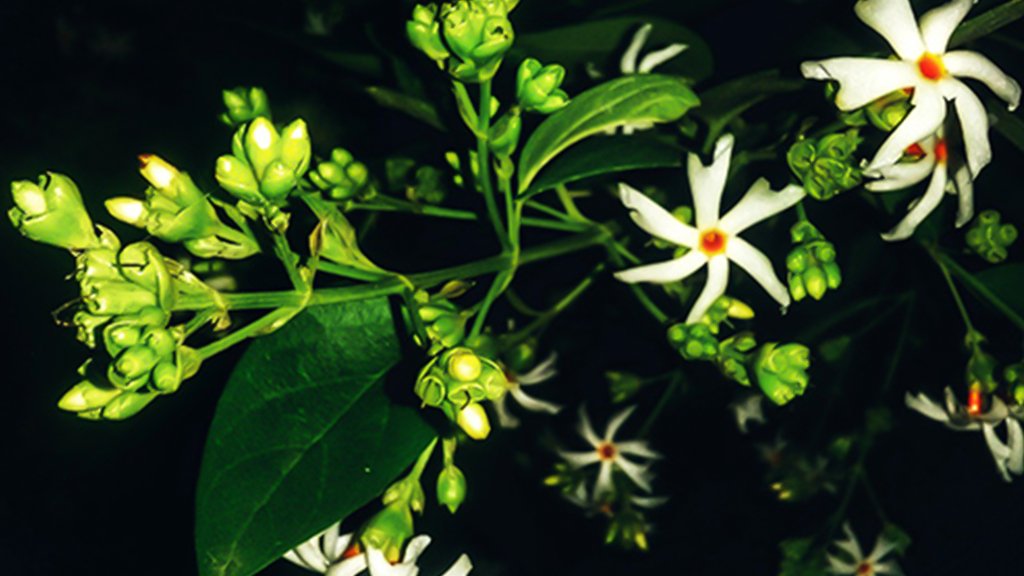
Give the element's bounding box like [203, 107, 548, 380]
[456, 402, 491, 440]
[436, 465, 467, 513]
[9, 173, 99, 251]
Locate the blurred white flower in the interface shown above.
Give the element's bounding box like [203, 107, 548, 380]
[730, 394, 766, 434]
[865, 128, 974, 241]
[284, 524, 472, 576]
[615, 134, 804, 323]
[826, 523, 902, 575]
[558, 406, 661, 498]
[801, 0, 1020, 176]
[601, 23, 688, 134]
[906, 388, 1024, 482]
[493, 353, 562, 428]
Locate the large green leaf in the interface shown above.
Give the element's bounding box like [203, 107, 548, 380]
[950, 0, 1024, 48]
[516, 16, 713, 83]
[195, 299, 435, 576]
[971, 262, 1024, 330]
[525, 135, 684, 198]
[517, 74, 699, 194]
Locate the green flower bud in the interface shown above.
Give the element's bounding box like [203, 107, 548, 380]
[151, 361, 182, 393]
[113, 345, 160, 381]
[440, 0, 514, 83]
[865, 90, 912, 132]
[786, 131, 862, 201]
[447, 348, 483, 382]
[754, 343, 811, 406]
[456, 402, 491, 440]
[216, 118, 311, 205]
[361, 504, 415, 564]
[260, 161, 299, 200]
[667, 322, 719, 361]
[58, 379, 122, 412]
[607, 371, 646, 404]
[308, 148, 375, 202]
[219, 86, 271, 127]
[966, 210, 1017, 264]
[215, 155, 262, 204]
[436, 465, 467, 513]
[516, 58, 570, 114]
[407, 4, 450, 64]
[101, 391, 158, 420]
[787, 221, 840, 302]
[9, 172, 99, 250]
[488, 109, 521, 157]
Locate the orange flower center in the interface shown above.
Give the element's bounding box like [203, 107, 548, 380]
[917, 53, 946, 80]
[967, 382, 984, 416]
[856, 562, 874, 576]
[934, 139, 948, 164]
[597, 442, 617, 461]
[699, 229, 728, 256]
[342, 543, 362, 559]
[904, 143, 926, 158]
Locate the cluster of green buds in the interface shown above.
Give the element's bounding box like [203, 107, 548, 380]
[414, 347, 508, 439]
[385, 159, 448, 205]
[106, 155, 260, 259]
[786, 130, 863, 201]
[436, 437, 467, 513]
[966, 210, 1017, 264]
[604, 504, 654, 552]
[406, 0, 518, 83]
[9, 172, 100, 251]
[786, 220, 841, 302]
[666, 297, 756, 385]
[1003, 362, 1024, 406]
[215, 117, 312, 217]
[219, 86, 271, 127]
[754, 343, 811, 405]
[413, 283, 471, 354]
[308, 148, 376, 203]
[516, 58, 570, 114]
[606, 371, 647, 404]
[59, 308, 201, 420]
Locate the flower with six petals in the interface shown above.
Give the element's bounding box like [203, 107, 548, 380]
[558, 406, 661, 498]
[826, 523, 902, 575]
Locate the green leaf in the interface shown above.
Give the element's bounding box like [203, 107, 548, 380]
[516, 16, 713, 83]
[950, 0, 1024, 48]
[694, 70, 804, 147]
[517, 74, 699, 194]
[525, 135, 684, 198]
[195, 299, 435, 576]
[366, 86, 446, 132]
[970, 261, 1024, 330]
[989, 97, 1024, 153]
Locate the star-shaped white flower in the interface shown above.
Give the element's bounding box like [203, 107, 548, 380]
[493, 352, 562, 429]
[906, 387, 1024, 482]
[284, 523, 473, 576]
[801, 0, 1021, 176]
[730, 393, 767, 434]
[865, 128, 974, 241]
[558, 406, 661, 498]
[826, 523, 902, 575]
[615, 134, 805, 324]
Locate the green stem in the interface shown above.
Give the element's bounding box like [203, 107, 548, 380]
[504, 263, 606, 346]
[475, 80, 510, 251]
[194, 306, 300, 361]
[555, 185, 585, 221]
[795, 201, 809, 224]
[407, 437, 438, 482]
[350, 197, 588, 233]
[932, 248, 1024, 331]
[271, 230, 307, 291]
[638, 373, 684, 437]
[604, 238, 669, 324]
[931, 248, 977, 334]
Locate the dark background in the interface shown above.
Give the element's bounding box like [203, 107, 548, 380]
[2, 0, 1023, 574]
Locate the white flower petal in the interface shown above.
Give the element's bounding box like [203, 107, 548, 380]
[826, 554, 858, 574]
[942, 79, 992, 177]
[618, 183, 700, 247]
[725, 236, 791, 309]
[881, 159, 948, 241]
[864, 156, 936, 191]
[1008, 418, 1024, 474]
[492, 394, 520, 429]
[509, 386, 562, 414]
[866, 535, 897, 563]
[866, 84, 946, 172]
[605, 405, 638, 441]
[854, 0, 926, 60]
[800, 58, 919, 111]
[559, 449, 601, 468]
[517, 352, 558, 385]
[630, 494, 669, 509]
[638, 43, 688, 74]
[294, 537, 329, 572]
[402, 535, 432, 565]
[620, 23, 652, 75]
[577, 406, 601, 446]
[617, 440, 662, 459]
[836, 523, 865, 560]
[594, 461, 615, 497]
[953, 164, 975, 227]
[367, 546, 410, 576]
[944, 50, 1021, 111]
[325, 525, 349, 562]
[615, 456, 654, 492]
[718, 179, 805, 235]
[685, 255, 730, 324]
[689, 134, 735, 229]
[614, 250, 708, 284]
[919, 0, 975, 55]
[982, 422, 1013, 482]
[440, 554, 473, 576]
[905, 391, 951, 423]
[327, 556, 369, 576]
[283, 550, 316, 573]
[874, 561, 903, 575]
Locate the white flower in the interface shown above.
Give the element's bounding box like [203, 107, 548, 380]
[601, 23, 688, 135]
[284, 523, 473, 576]
[615, 134, 805, 324]
[906, 387, 1024, 482]
[801, 0, 1021, 176]
[826, 523, 902, 575]
[492, 353, 562, 429]
[558, 406, 661, 498]
[730, 393, 766, 434]
[865, 128, 974, 241]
